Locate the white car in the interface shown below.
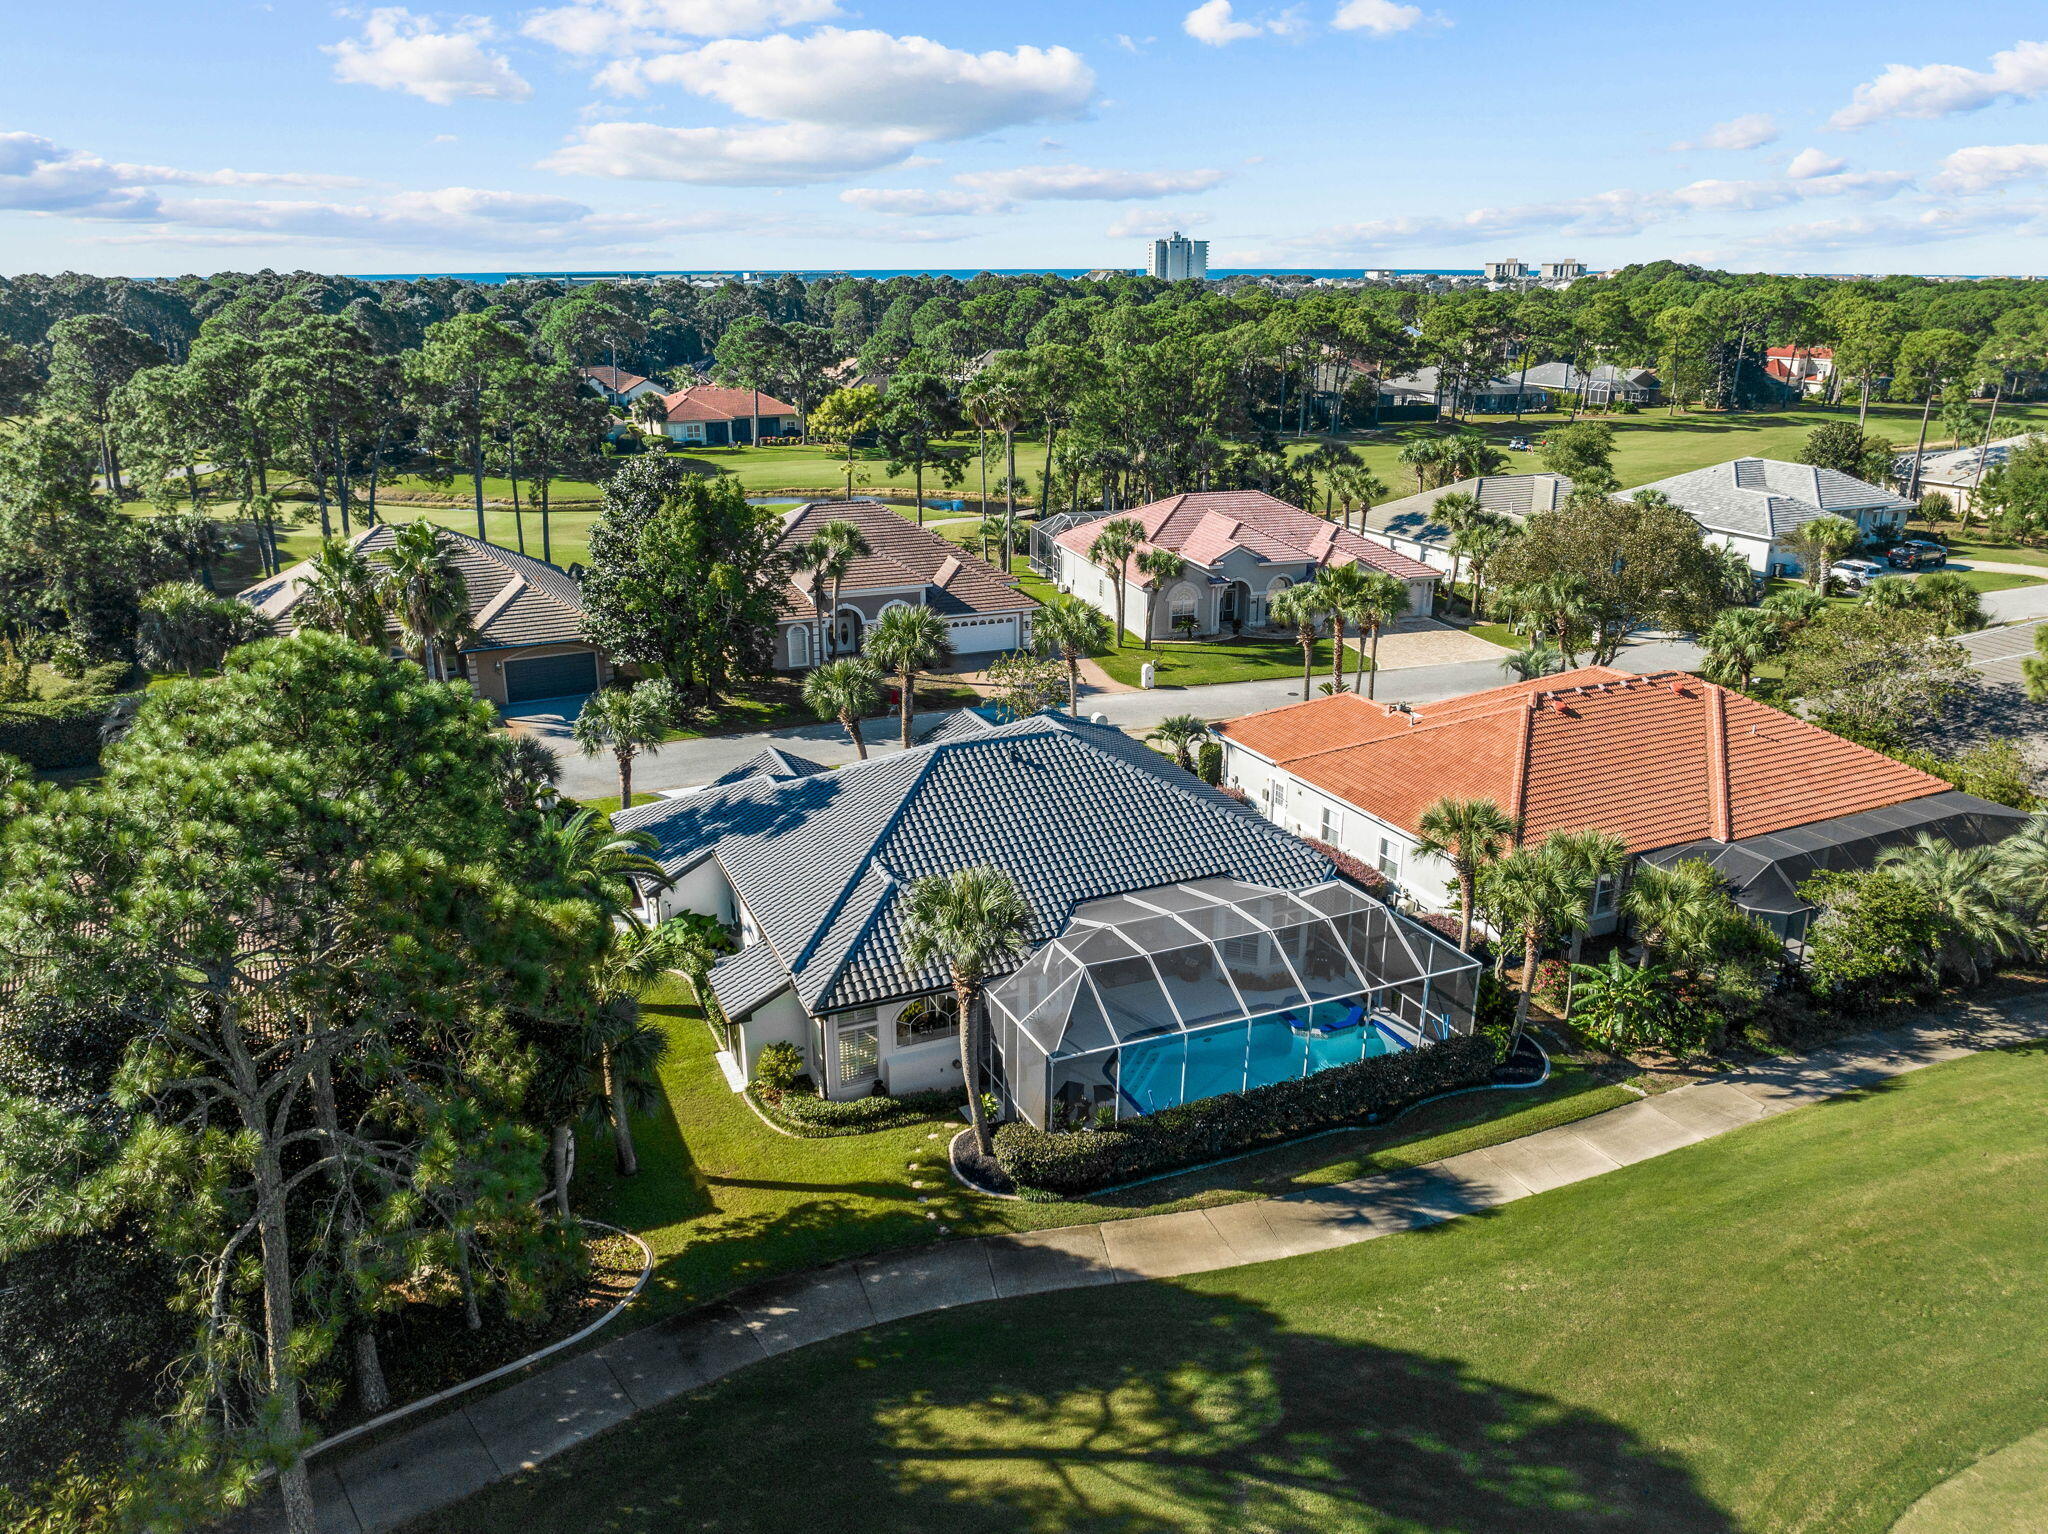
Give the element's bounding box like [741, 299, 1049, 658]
[1831, 558, 1888, 590]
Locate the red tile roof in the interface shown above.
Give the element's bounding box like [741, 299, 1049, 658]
[1219, 667, 1949, 852]
[659, 383, 799, 424]
[1052, 490, 1438, 583]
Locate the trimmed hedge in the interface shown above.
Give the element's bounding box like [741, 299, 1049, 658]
[748, 1084, 964, 1139]
[0, 697, 114, 771]
[993, 1031, 1498, 1196]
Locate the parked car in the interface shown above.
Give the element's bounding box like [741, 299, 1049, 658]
[1885, 539, 1948, 570]
[1832, 558, 1889, 590]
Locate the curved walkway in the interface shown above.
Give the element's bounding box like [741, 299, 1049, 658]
[1893, 1425, 2048, 1532]
[260, 1000, 2048, 1534]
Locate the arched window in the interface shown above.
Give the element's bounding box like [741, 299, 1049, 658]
[788, 624, 811, 668]
[1257, 575, 1293, 626]
[895, 993, 960, 1047]
[1167, 583, 1199, 636]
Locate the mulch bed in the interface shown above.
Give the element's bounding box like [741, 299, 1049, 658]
[310, 1229, 644, 1441]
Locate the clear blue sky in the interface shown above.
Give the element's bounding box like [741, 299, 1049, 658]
[4, 1, 2048, 277]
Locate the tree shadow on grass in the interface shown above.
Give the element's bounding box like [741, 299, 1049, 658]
[414, 1284, 1737, 1534]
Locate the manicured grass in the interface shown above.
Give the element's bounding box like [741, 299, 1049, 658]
[575, 792, 660, 815]
[579, 985, 1631, 1322]
[1940, 536, 2048, 569]
[656, 677, 984, 742]
[1949, 568, 2044, 593]
[1467, 620, 1521, 650]
[445, 1040, 2048, 1534]
[1092, 635, 1370, 690]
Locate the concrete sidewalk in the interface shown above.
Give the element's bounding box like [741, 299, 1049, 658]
[258, 998, 2048, 1534]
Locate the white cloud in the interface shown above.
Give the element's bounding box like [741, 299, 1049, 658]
[541, 120, 921, 185]
[1932, 142, 2048, 192]
[1670, 113, 1779, 151]
[1331, 0, 1430, 37]
[1106, 208, 1213, 238]
[1831, 39, 2048, 130]
[0, 133, 157, 217]
[838, 164, 1227, 216]
[522, 0, 841, 54]
[838, 186, 986, 216]
[112, 163, 370, 189]
[610, 29, 1095, 138]
[327, 8, 532, 105]
[1785, 147, 1846, 180]
[1182, 1, 1302, 46]
[954, 164, 1227, 201]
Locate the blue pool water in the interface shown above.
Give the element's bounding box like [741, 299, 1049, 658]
[1118, 1001, 1413, 1116]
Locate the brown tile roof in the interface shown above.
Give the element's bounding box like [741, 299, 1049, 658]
[1052, 489, 1438, 583]
[580, 364, 650, 393]
[1218, 667, 1950, 853]
[237, 524, 591, 653]
[773, 499, 1039, 622]
[658, 383, 799, 423]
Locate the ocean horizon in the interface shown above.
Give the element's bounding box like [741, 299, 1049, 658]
[344, 266, 1491, 283]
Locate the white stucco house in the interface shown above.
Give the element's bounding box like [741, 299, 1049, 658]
[1625, 457, 1914, 579]
[1047, 489, 1438, 643]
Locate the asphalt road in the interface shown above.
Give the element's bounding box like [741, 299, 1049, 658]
[536, 633, 1707, 801]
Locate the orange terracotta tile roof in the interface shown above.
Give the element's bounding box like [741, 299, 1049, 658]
[1218, 667, 1951, 853]
[658, 383, 799, 423]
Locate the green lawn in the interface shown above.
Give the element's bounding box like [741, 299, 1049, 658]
[653, 676, 984, 742]
[1941, 536, 2048, 570]
[575, 792, 660, 815]
[1092, 635, 1370, 690]
[439, 1039, 2048, 1534]
[576, 984, 1632, 1323]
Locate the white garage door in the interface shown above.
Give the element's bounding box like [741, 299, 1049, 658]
[948, 616, 1018, 655]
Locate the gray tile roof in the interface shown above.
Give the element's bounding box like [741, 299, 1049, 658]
[617, 712, 1333, 1017]
[1625, 457, 1914, 542]
[707, 941, 788, 1020]
[917, 707, 1003, 744]
[708, 747, 831, 787]
[775, 499, 1038, 622]
[1362, 473, 1574, 546]
[237, 523, 591, 653]
[1519, 362, 1658, 392]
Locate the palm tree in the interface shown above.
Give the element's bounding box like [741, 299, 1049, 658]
[799, 518, 873, 661]
[499, 733, 562, 815]
[1146, 715, 1210, 774]
[1134, 545, 1186, 652]
[802, 656, 882, 758]
[1398, 432, 1451, 493]
[1428, 490, 1483, 604]
[571, 678, 683, 809]
[1268, 582, 1331, 702]
[1330, 466, 1389, 532]
[1033, 592, 1111, 715]
[1546, 827, 1631, 973]
[1346, 568, 1411, 699]
[1312, 561, 1370, 693]
[864, 603, 953, 748]
[1781, 513, 1861, 591]
[1496, 574, 1593, 666]
[1995, 815, 2048, 921]
[530, 808, 676, 1180]
[1416, 796, 1517, 953]
[1699, 607, 1785, 693]
[1453, 512, 1519, 620]
[1500, 640, 1564, 681]
[380, 519, 472, 680]
[1874, 834, 2030, 986]
[295, 536, 388, 647]
[901, 866, 1035, 1157]
[632, 392, 670, 438]
[1479, 844, 1595, 1045]
[1914, 570, 1986, 633]
[1086, 516, 1144, 646]
[962, 367, 1028, 571]
[1621, 860, 1727, 968]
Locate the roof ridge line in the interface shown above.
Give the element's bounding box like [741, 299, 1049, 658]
[787, 751, 941, 979]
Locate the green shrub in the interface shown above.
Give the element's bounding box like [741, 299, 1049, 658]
[752, 1041, 805, 1091]
[749, 1084, 962, 1138]
[993, 1032, 1496, 1196]
[1196, 741, 1223, 785]
[0, 697, 113, 771]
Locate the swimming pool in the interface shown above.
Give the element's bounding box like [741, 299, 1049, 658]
[1116, 997, 1416, 1117]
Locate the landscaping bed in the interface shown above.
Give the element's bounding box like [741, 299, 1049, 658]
[307, 1226, 645, 1443]
[749, 1082, 965, 1138]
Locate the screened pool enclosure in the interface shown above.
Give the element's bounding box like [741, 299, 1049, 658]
[986, 877, 1481, 1129]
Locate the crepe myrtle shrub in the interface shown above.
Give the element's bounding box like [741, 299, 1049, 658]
[1300, 837, 1391, 901]
[992, 1032, 1496, 1196]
